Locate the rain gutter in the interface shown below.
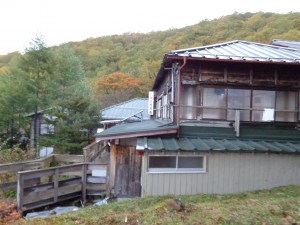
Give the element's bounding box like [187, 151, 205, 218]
[176, 56, 187, 136]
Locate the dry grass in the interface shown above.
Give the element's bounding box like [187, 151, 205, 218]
[13, 185, 300, 225]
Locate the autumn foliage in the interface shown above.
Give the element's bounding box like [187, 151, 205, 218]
[93, 72, 142, 107]
[0, 199, 22, 225]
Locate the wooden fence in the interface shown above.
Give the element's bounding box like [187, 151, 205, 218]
[17, 162, 108, 211]
[0, 154, 84, 193]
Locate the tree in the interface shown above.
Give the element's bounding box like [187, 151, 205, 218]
[93, 72, 142, 108]
[39, 46, 100, 154]
[18, 35, 55, 149]
[0, 54, 31, 147]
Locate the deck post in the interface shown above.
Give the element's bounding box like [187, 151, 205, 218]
[53, 168, 59, 202]
[17, 172, 24, 210]
[81, 164, 87, 204]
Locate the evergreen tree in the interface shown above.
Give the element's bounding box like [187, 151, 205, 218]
[40, 46, 100, 154]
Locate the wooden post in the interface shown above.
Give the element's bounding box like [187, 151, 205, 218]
[53, 168, 59, 202]
[17, 173, 24, 210]
[81, 164, 87, 204]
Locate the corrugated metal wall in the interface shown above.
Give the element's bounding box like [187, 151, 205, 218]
[141, 152, 300, 196]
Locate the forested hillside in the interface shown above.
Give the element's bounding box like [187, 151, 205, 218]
[1, 12, 300, 98]
[70, 12, 300, 84]
[0, 12, 299, 153]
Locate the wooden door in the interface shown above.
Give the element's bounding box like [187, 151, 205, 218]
[114, 146, 142, 197]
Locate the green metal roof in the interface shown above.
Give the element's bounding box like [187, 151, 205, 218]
[136, 137, 300, 154]
[95, 119, 178, 139]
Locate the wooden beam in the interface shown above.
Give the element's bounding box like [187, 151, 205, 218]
[81, 164, 87, 204]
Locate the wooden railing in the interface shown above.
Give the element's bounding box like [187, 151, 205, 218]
[83, 141, 107, 162]
[0, 154, 84, 193]
[17, 162, 108, 211]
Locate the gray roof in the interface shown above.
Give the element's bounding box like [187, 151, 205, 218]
[137, 137, 300, 154]
[101, 98, 149, 121]
[95, 119, 178, 139]
[168, 40, 300, 63]
[272, 39, 300, 50]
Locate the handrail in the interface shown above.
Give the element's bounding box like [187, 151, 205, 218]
[17, 162, 108, 211]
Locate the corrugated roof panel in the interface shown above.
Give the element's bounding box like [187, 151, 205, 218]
[246, 140, 269, 152]
[136, 137, 300, 154]
[230, 139, 255, 151]
[162, 138, 180, 150]
[273, 141, 296, 153]
[203, 138, 226, 151]
[101, 98, 149, 120]
[219, 139, 241, 151]
[286, 142, 300, 152]
[147, 137, 164, 150]
[272, 39, 300, 50]
[260, 141, 282, 152]
[189, 138, 211, 151]
[168, 40, 300, 64]
[136, 137, 147, 151]
[177, 138, 196, 151]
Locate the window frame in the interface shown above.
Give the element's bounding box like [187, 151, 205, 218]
[147, 155, 207, 174]
[198, 86, 299, 123]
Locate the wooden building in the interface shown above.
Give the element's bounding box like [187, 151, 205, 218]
[95, 40, 300, 197]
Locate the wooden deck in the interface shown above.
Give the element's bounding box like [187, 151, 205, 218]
[17, 162, 108, 211]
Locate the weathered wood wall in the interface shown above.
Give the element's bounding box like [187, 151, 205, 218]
[141, 152, 300, 196]
[114, 146, 142, 197]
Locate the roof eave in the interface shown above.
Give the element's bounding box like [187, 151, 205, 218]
[165, 55, 300, 66]
[95, 128, 178, 141]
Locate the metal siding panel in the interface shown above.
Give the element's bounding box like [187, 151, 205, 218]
[162, 174, 170, 195]
[174, 174, 181, 195]
[208, 153, 218, 194]
[216, 153, 225, 193]
[169, 174, 176, 195]
[190, 174, 198, 194]
[221, 153, 231, 193]
[157, 174, 164, 195]
[231, 153, 241, 193]
[179, 174, 187, 195]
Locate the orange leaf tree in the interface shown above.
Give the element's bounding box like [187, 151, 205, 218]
[93, 72, 142, 108]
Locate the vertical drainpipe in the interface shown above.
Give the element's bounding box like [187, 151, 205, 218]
[177, 56, 187, 137]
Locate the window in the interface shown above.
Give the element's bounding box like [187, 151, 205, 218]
[227, 89, 251, 121]
[276, 91, 297, 122]
[198, 88, 298, 123]
[252, 90, 275, 121]
[40, 124, 54, 135]
[148, 155, 206, 173]
[203, 88, 226, 119]
[181, 86, 197, 119]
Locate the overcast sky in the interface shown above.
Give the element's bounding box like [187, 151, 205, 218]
[1, 0, 298, 55]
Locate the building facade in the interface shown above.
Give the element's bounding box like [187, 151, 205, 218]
[96, 40, 300, 197]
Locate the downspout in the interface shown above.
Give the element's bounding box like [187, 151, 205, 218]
[176, 56, 187, 136]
